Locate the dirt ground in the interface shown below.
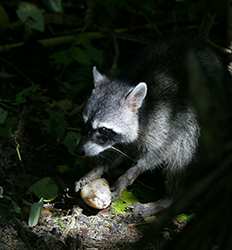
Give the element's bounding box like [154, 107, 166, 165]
[0, 204, 156, 250]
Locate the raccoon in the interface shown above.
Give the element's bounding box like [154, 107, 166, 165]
[75, 37, 225, 215]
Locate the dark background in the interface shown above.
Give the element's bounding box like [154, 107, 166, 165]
[0, 0, 232, 249]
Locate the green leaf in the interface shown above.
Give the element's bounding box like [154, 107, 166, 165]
[10, 199, 21, 214]
[71, 47, 92, 66]
[16, 2, 44, 32]
[0, 5, 10, 28]
[50, 50, 74, 66]
[0, 116, 17, 138]
[50, 41, 103, 67]
[28, 198, 44, 227]
[0, 107, 8, 125]
[54, 99, 73, 111]
[176, 213, 194, 223]
[47, 111, 66, 139]
[28, 177, 59, 201]
[42, 0, 63, 13]
[111, 200, 128, 214]
[86, 45, 103, 65]
[15, 85, 38, 105]
[63, 131, 81, 154]
[56, 164, 70, 174]
[51, 47, 90, 67]
[111, 190, 138, 214]
[120, 190, 138, 204]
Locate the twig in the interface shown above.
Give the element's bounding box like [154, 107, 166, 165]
[207, 40, 232, 54]
[0, 26, 153, 53]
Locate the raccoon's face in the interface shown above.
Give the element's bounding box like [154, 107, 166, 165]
[79, 67, 147, 157]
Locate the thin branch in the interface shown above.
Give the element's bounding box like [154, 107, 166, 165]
[0, 26, 153, 53]
[207, 40, 232, 54]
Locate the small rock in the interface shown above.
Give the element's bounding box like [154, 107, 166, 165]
[80, 178, 111, 209]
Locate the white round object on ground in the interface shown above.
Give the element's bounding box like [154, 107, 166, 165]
[80, 178, 111, 209]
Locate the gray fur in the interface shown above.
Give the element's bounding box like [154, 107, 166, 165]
[82, 66, 199, 171]
[76, 38, 228, 211]
[92, 66, 107, 86]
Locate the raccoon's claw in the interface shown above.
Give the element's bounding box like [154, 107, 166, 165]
[75, 178, 90, 192]
[110, 185, 124, 201]
[111, 190, 121, 201]
[75, 166, 107, 192]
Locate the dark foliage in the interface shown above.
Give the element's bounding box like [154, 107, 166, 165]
[0, 0, 232, 249]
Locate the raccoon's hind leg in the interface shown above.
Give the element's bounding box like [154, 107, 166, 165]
[131, 169, 186, 216]
[164, 168, 186, 198]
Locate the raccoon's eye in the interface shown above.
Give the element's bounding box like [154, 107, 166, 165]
[97, 127, 116, 137]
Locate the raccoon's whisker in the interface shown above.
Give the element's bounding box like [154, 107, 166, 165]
[110, 146, 135, 162]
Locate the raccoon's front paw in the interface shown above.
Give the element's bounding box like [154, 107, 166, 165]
[75, 178, 91, 192]
[110, 186, 124, 201]
[111, 191, 119, 201]
[75, 166, 107, 192]
[111, 177, 130, 201]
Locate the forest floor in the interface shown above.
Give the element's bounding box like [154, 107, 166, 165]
[0, 207, 146, 249]
[0, 140, 168, 250]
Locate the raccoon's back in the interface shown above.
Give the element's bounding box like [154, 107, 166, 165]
[125, 37, 205, 168]
[121, 35, 225, 105]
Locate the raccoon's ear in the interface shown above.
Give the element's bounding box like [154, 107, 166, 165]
[126, 82, 147, 111]
[93, 66, 107, 87]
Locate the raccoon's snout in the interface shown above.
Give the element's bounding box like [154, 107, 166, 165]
[79, 141, 110, 157]
[77, 137, 90, 156]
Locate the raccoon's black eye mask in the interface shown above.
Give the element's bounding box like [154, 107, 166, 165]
[82, 122, 117, 139]
[97, 127, 117, 138]
[96, 127, 122, 145]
